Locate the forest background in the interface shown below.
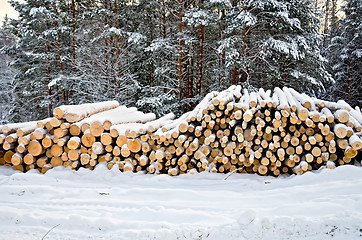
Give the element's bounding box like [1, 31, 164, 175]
[0, 0, 361, 124]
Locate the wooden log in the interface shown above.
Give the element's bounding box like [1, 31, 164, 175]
[67, 136, 81, 150]
[91, 142, 104, 155]
[349, 135, 362, 150]
[334, 109, 349, 123]
[22, 153, 35, 165]
[16, 125, 38, 138]
[243, 109, 254, 122]
[288, 88, 312, 109]
[121, 144, 131, 158]
[49, 118, 63, 128]
[53, 128, 68, 138]
[321, 124, 330, 136]
[45, 122, 53, 130]
[128, 139, 142, 153]
[27, 140, 44, 156]
[334, 124, 348, 138]
[249, 91, 258, 108]
[1, 120, 41, 135]
[309, 110, 321, 122]
[50, 157, 63, 167]
[274, 87, 290, 111]
[70, 160, 80, 169]
[101, 143, 111, 153]
[99, 133, 113, 146]
[347, 115, 362, 132]
[3, 151, 14, 164]
[90, 121, 104, 137]
[10, 153, 23, 166]
[56, 136, 69, 147]
[140, 141, 150, 153]
[282, 87, 298, 112]
[325, 160, 335, 169]
[68, 149, 80, 161]
[321, 108, 334, 123]
[80, 153, 91, 165]
[168, 166, 179, 176]
[36, 156, 49, 168]
[0, 134, 6, 145]
[2, 139, 16, 150]
[50, 144, 63, 157]
[114, 135, 127, 148]
[41, 134, 54, 148]
[60, 152, 68, 161]
[337, 139, 349, 149]
[35, 118, 53, 129]
[60, 122, 71, 129]
[81, 130, 96, 148]
[89, 159, 98, 167]
[53, 100, 120, 122]
[258, 88, 273, 107]
[138, 155, 148, 166]
[311, 146, 321, 157]
[101, 108, 155, 134]
[285, 145, 295, 155]
[344, 146, 358, 159]
[69, 123, 81, 136]
[30, 128, 47, 140]
[109, 145, 119, 156]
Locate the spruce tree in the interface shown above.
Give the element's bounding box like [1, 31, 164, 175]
[328, 0, 362, 107]
[7, 0, 65, 121]
[245, 0, 333, 96]
[0, 17, 16, 124]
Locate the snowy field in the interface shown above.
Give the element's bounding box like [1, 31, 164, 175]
[0, 164, 362, 240]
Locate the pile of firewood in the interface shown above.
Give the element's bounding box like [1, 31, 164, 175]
[1, 86, 361, 176]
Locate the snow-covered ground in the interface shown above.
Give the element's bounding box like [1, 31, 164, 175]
[0, 164, 361, 240]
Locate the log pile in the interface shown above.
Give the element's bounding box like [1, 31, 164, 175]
[1, 86, 361, 176]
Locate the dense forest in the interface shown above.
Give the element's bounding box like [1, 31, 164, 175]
[0, 0, 361, 123]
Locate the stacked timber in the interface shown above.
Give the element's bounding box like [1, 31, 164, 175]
[1, 86, 361, 176]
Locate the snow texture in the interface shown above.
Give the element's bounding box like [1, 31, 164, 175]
[0, 165, 361, 240]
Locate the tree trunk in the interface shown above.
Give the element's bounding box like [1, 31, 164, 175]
[240, 24, 249, 82]
[114, 0, 121, 80]
[348, 60, 352, 103]
[283, 59, 288, 82]
[161, 0, 167, 39]
[177, 0, 183, 101]
[197, 0, 205, 95]
[323, 0, 330, 46]
[53, 2, 65, 101]
[220, 9, 226, 87]
[104, 0, 110, 91]
[189, 53, 194, 99]
[232, 68, 237, 85]
[45, 21, 52, 116]
[330, 0, 338, 35]
[72, 0, 76, 73]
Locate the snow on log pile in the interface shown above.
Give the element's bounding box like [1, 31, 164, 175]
[0, 87, 361, 176]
